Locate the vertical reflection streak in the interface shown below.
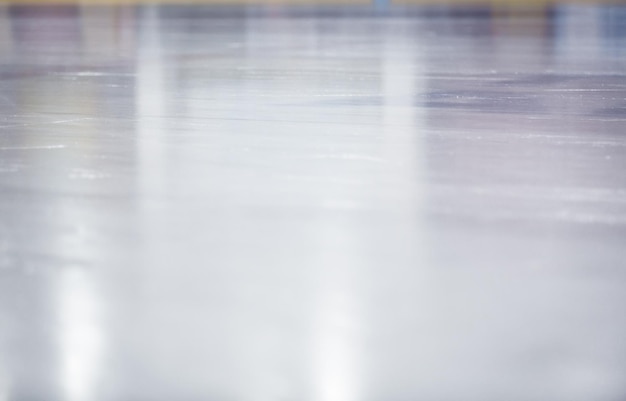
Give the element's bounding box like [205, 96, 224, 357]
[363, 20, 430, 397]
[137, 5, 167, 196]
[314, 292, 358, 401]
[313, 226, 361, 401]
[57, 269, 103, 401]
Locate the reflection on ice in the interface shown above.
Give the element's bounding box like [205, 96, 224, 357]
[57, 268, 104, 401]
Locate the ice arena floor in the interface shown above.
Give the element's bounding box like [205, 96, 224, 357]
[0, 3, 625, 401]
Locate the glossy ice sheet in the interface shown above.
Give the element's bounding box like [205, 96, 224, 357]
[1, 4, 626, 401]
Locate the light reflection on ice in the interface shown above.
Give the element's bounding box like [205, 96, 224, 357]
[57, 268, 103, 401]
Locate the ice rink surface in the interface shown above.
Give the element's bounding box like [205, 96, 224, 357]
[0, 3, 625, 401]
